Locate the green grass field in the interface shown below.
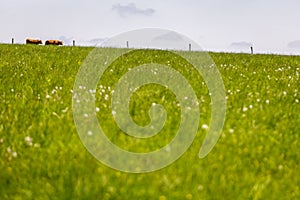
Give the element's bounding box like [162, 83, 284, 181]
[0, 44, 299, 199]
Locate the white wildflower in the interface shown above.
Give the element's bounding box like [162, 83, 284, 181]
[201, 124, 209, 130]
[198, 185, 204, 191]
[34, 143, 40, 148]
[165, 145, 171, 152]
[25, 136, 33, 146]
[87, 131, 93, 136]
[266, 99, 269, 104]
[12, 152, 17, 158]
[25, 136, 32, 143]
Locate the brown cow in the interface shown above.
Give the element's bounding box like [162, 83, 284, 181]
[26, 38, 42, 45]
[45, 40, 63, 45]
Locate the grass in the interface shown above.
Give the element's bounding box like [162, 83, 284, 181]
[0, 44, 299, 199]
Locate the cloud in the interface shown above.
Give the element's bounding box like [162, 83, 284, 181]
[99, 29, 201, 51]
[287, 40, 300, 49]
[54, 36, 108, 46]
[88, 38, 108, 45]
[112, 3, 155, 17]
[76, 38, 108, 46]
[150, 30, 201, 50]
[152, 32, 184, 42]
[229, 41, 253, 50]
[58, 36, 74, 45]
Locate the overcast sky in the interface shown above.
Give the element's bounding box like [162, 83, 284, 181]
[1, 0, 300, 54]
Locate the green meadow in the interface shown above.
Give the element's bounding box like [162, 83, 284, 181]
[0, 44, 299, 199]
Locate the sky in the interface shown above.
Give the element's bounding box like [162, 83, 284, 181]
[1, 0, 300, 54]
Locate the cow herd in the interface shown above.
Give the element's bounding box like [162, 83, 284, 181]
[26, 38, 63, 46]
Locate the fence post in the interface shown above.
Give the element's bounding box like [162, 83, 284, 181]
[73, 40, 75, 46]
[12, 38, 14, 44]
[189, 43, 192, 51]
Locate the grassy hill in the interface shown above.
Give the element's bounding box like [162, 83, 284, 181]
[0, 44, 299, 199]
